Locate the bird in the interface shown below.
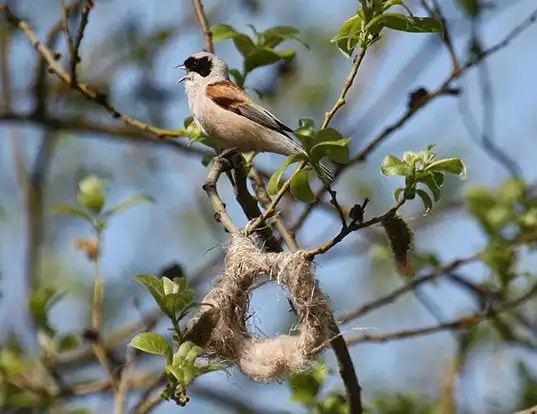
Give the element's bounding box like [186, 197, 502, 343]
[176, 51, 334, 182]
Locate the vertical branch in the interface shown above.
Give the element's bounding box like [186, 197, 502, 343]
[192, 0, 213, 53]
[91, 228, 119, 388]
[69, 0, 94, 86]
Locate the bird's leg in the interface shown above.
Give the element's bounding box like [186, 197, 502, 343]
[215, 147, 243, 187]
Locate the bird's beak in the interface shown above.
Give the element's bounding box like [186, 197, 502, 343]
[175, 64, 190, 84]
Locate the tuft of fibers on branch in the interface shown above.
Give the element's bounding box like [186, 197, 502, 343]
[185, 232, 332, 382]
[382, 214, 415, 277]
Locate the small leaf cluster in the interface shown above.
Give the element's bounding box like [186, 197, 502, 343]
[465, 179, 537, 289]
[130, 275, 225, 406]
[288, 361, 348, 414]
[211, 24, 304, 86]
[332, 0, 443, 58]
[268, 120, 350, 202]
[381, 145, 467, 214]
[54, 175, 153, 233]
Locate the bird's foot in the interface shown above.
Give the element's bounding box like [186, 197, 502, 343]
[217, 147, 243, 172]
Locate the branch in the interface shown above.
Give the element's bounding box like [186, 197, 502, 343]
[192, 0, 213, 53]
[289, 7, 537, 234]
[346, 280, 537, 346]
[322, 47, 368, 129]
[0, 5, 183, 139]
[69, 0, 94, 86]
[304, 200, 404, 259]
[0, 112, 206, 155]
[202, 157, 239, 234]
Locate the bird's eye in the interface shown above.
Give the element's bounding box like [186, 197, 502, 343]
[192, 60, 199, 67]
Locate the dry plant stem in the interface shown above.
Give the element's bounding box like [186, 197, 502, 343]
[69, 0, 94, 86]
[114, 347, 135, 414]
[92, 230, 119, 388]
[192, 0, 213, 53]
[0, 5, 183, 139]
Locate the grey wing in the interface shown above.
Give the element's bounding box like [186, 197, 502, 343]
[236, 101, 295, 138]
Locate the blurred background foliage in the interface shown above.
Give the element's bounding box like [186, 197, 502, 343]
[1, 0, 537, 413]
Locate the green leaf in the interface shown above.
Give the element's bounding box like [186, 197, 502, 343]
[381, 155, 407, 176]
[28, 286, 63, 334]
[310, 129, 349, 163]
[425, 157, 467, 178]
[261, 26, 306, 48]
[294, 119, 316, 149]
[278, 48, 296, 63]
[244, 48, 281, 73]
[134, 274, 170, 318]
[210, 24, 239, 41]
[457, 0, 481, 18]
[416, 189, 433, 214]
[267, 153, 303, 195]
[57, 333, 79, 351]
[52, 203, 94, 222]
[104, 194, 154, 217]
[233, 34, 256, 57]
[290, 169, 315, 203]
[311, 138, 350, 164]
[420, 174, 441, 202]
[162, 277, 179, 295]
[331, 14, 363, 58]
[130, 333, 172, 361]
[229, 68, 244, 86]
[201, 154, 212, 167]
[367, 13, 444, 36]
[394, 187, 404, 202]
[173, 341, 197, 365]
[166, 364, 185, 384]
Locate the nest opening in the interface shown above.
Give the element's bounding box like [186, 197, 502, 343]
[186, 233, 332, 382]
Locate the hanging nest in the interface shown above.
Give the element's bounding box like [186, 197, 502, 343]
[185, 232, 332, 382]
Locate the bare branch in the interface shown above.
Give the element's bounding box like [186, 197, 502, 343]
[0, 5, 183, 139]
[192, 0, 213, 53]
[69, 0, 94, 86]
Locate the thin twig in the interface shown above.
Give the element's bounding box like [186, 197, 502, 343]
[114, 347, 135, 414]
[249, 168, 299, 250]
[322, 47, 368, 129]
[420, 0, 460, 71]
[346, 280, 537, 346]
[0, 5, 183, 139]
[69, 0, 94, 86]
[92, 229, 119, 388]
[304, 200, 404, 259]
[192, 0, 213, 53]
[245, 160, 307, 234]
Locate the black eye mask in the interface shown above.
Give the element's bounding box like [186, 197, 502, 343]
[183, 56, 212, 77]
